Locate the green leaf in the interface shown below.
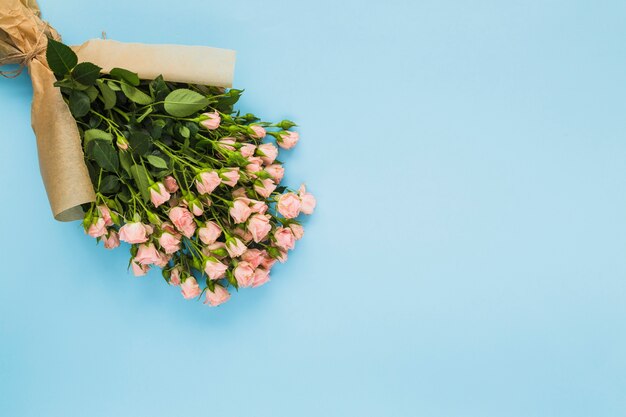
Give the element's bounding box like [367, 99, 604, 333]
[118, 149, 132, 177]
[69, 90, 90, 118]
[83, 129, 112, 151]
[46, 38, 78, 76]
[128, 130, 152, 156]
[85, 85, 99, 102]
[54, 78, 89, 91]
[107, 81, 121, 91]
[110, 68, 140, 86]
[99, 175, 120, 194]
[96, 80, 117, 110]
[164, 89, 210, 117]
[216, 89, 243, 112]
[149, 75, 170, 101]
[88, 139, 119, 172]
[71, 62, 101, 86]
[121, 83, 153, 105]
[145, 155, 168, 170]
[129, 164, 152, 202]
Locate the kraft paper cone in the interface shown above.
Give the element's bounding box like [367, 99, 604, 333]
[0, 0, 236, 221]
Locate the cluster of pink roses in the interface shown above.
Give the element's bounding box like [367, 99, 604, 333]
[84, 111, 315, 308]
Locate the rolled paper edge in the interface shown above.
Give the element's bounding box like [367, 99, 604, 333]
[30, 59, 96, 222]
[73, 39, 236, 87]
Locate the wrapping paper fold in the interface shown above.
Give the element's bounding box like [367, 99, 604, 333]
[0, 0, 236, 221]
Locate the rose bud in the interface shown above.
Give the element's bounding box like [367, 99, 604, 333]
[195, 171, 221, 195]
[234, 261, 255, 287]
[277, 192, 301, 219]
[119, 222, 151, 244]
[204, 285, 230, 307]
[163, 176, 179, 193]
[204, 257, 229, 280]
[198, 221, 222, 245]
[181, 276, 201, 299]
[200, 111, 221, 130]
[257, 143, 278, 165]
[298, 184, 316, 215]
[277, 131, 299, 149]
[150, 182, 171, 208]
[229, 198, 252, 224]
[103, 230, 120, 249]
[247, 214, 271, 243]
[250, 125, 266, 139]
[254, 178, 277, 198]
[220, 168, 240, 187]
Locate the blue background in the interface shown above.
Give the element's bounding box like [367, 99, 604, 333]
[1, 0, 626, 416]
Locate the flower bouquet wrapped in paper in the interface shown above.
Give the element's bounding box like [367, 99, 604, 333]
[0, 0, 315, 306]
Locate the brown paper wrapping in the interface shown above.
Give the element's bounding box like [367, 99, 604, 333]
[0, 0, 236, 221]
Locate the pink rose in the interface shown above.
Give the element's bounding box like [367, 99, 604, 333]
[289, 223, 304, 240]
[189, 200, 204, 217]
[169, 267, 181, 286]
[254, 178, 277, 198]
[200, 111, 221, 130]
[234, 261, 255, 287]
[249, 199, 268, 214]
[131, 260, 150, 276]
[250, 125, 266, 139]
[234, 227, 253, 243]
[161, 221, 177, 234]
[119, 222, 151, 244]
[275, 248, 288, 263]
[204, 285, 230, 307]
[298, 184, 316, 215]
[225, 237, 247, 258]
[87, 217, 107, 238]
[229, 198, 252, 224]
[154, 252, 171, 268]
[135, 243, 162, 265]
[168, 207, 196, 238]
[260, 253, 277, 270]
[277, 131, 299, 149]
[98, 205, 114, 226]
[163, 176, 179, 193]
[277, 192, 301, 219]
[220, 168, 240, 187]
[232, 187, 247, 198]
[245, 156, 263, 174]
[159, 232, 181, 254]
[240, 143, 256, 158]
[257, 143, 278, 165]
[204, 257, 228, 280]
[205, 242, 227, 258]
[218, 137, 236, 151]
[150, 182, 171, 208]
[241, 249, 266, 269]
[181, 276, 201, 299]
[198, 221, 222, 245]
[103, 230, 120, 249]
[274, 227, 296, 250]
[265, 164, 284, 183]
[196, 171, 221, 195]
[247, 214, 271, 243]
[252, 268, 270, 288]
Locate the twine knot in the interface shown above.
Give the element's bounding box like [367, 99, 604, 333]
[0, 23, 50, 78]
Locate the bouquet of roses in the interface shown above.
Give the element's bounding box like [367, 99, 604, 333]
[1, 0, 315, 308]
[42, 39, 316, 307]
